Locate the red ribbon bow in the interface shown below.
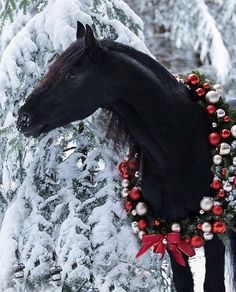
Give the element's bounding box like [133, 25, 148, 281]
[135, 232, 195, 266]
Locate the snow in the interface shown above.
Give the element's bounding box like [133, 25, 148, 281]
[0, 0, 167, 291]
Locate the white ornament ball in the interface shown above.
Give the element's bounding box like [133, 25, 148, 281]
[131, 209, 137, 216]
[135, 171, 141, 178]
[231, 125, 236, 138]
[122, 179, 129, 188]
[216, 109, 225, 118]
[138, 230, 146, 240]
[203, 232, 214, 241]
[121, 188, 129, 198]
[223, 182, 233, 192]
[212, 122, 217, 128]
[219, 142, 231, 155]
[135, 202, 148, 216]
[205, 90, 220, 104]
[200, 197, 214, 211]
[233, 157, 236, 166]
[131, 221, 139, 233]
[201, 222, 212, 233]
[213, 154, 222, 165]
[171, 223, 181, 232]
[213, 83, 223, 92]
[162, 238, 168, 245]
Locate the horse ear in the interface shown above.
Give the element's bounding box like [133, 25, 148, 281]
[85, 24, 99, 54]
[76, 21, 85, 39]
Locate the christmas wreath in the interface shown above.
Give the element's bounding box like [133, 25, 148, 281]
[118, 71, 236, 266]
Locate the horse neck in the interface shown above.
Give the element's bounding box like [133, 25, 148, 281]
[106, 51, 213, 220]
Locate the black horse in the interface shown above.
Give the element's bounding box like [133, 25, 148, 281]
[16, 22, 233, 292]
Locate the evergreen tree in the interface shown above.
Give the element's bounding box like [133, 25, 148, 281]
[0, 0, 173, 291]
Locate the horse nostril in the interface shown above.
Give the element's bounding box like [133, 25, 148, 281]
[17, 112, 32, 128]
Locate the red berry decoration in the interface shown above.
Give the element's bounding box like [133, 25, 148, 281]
[212, 221, 226, 233]
[206, 105, 216, 115]
[185, 237, 191, 244]
[195, 88, 205, 97]
[129, 187, 142, 200]
[203, 82, 210, 89]
[187, 73, 200, 85]
[119, 161, 127, 173]
[208, 133, 220, 146]
[221, 129, 231, 139]
[191, 235, 204, 248]
[217, 189, 225, 198]
[153, 219, 161, 226]
[224, 116, 231, 122]
[122, 170, 129, 179]
[221, 168, 227, 177]
[211, 179, 222, 190]
[212, 205, 224, 216]
[197, 223, 202, 230]
[138, 219, 148, 230]
[127, 158, 137, 170]
[124, 201, 133, 211]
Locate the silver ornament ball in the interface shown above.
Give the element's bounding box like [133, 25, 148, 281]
[203, 232, 214, 241]
[121, 188, 129, 198]
[131, 221, 139, 233]
[233, 157, 236, 166]
[171, 223, 181, 232]
[213, 154, 222, 165]
[201, 222, 212, 233]
[216, 109, 225, 118]
[231, 125, 236, 138]
[122, 179, 129, 188]
[138, 230, 146, 240]
[135, 202, 148, 216]
[205, 90, 220, 104]
[223, 182, 233, 192]
[200, 197, 214, 211]
[219, 142, 231, 156]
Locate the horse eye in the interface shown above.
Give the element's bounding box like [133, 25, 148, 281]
[69, 73, 77, 79]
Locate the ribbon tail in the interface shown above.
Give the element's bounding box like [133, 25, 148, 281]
[135, 242, 155, 258]
[171, 248, 186, 267]
[178, 242, 196, 258]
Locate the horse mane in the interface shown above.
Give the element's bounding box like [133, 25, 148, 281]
[33, 38, 173, 152]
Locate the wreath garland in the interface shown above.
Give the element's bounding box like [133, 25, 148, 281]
[118, 71, 236, 266]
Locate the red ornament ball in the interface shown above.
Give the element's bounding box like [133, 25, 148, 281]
[195, 88, 205, 97]
[128, 187, 142, 200]
[221, 129, 231, 139]
[187, 73, 200, 85]
[124, 201, 133, 211]
[212, 205, 224, 216]
[119, 161, 127, 173]
[233, 176, 236, 186]
[122, 170, 129, 179]
[217, 189, 225, 198]
[211, 179, 222, 190]
[206, 105, 216, 115]
[203, 82, 210, 89]
[212, 221, 226, 233]
[208, 133, 220, 146]
[138, 219, 148, 230]
[224, 116, 231, 123]
[127, 158, 137, 170]
[191, 235, 204, 248]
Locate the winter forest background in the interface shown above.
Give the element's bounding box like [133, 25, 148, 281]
[0, 0, 235, 291]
